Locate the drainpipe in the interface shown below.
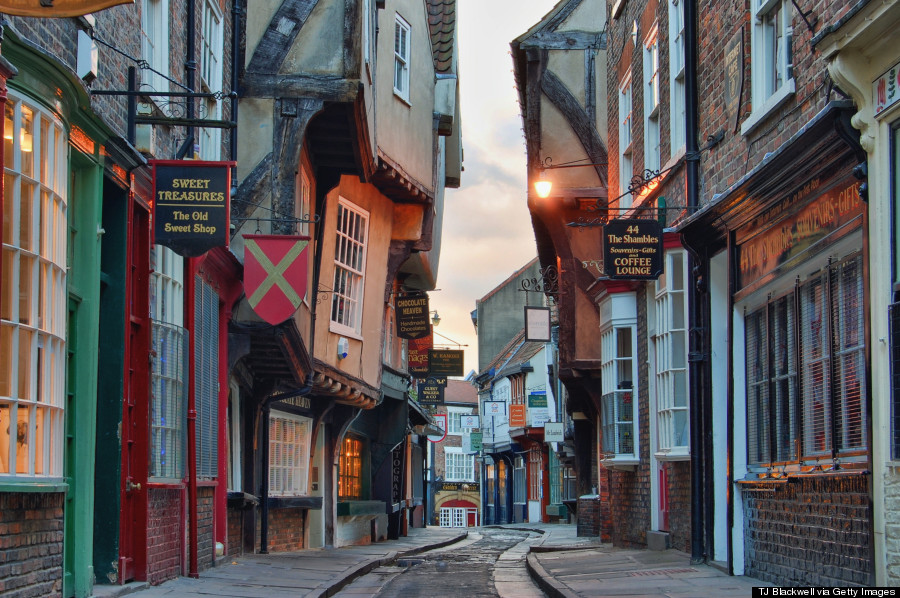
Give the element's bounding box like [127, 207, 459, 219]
[177, 0, 197, 159]
[683, 0, 708, 565]
[229, 0, 242, 166]
[186, 258, 199, 578]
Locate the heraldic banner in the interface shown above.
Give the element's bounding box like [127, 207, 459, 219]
[243, 235, 310, 325]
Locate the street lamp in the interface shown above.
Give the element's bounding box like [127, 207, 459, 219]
[533, 156, 607, 199]
[430, 310, 441, 326]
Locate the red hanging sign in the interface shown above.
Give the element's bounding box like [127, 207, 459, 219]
[243, 234, 310, 325]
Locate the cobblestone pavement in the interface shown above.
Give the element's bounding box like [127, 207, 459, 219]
[334, 527, 545, 598]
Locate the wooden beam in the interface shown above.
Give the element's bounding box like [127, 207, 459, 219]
[246, 0, 320, 75]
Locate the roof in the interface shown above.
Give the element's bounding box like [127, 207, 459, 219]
[427, 0, 456, 74]
[479, 328, 546, 382]
[476, 257, 539, 305]
[444, 378, 477, 405]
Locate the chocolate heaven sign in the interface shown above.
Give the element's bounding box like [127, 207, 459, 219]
[152, 160, 234, 257]
[396, 295, 430, 340]
[603, 219, 663, 280]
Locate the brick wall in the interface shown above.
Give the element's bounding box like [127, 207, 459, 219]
[666, 461, 691, 553]
[257, 508, 305, 553]
[886, 472, 900, 584]
[197, 486, 215, 571]
[0, 492, 64, 598]
[743, 475, 872, 587]
[226, 506, 244, 557]
[147, 488, 183, 585]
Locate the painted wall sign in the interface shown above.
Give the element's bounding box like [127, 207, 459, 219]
[439, 482, 479, 492]
[874, 61, 900, 117]
[408, 332, 433, 375]
[736, 178, 863, 290]
[0, 0, 132, 17]
[396, 295, 431, 340]
[509, 404, 527, 428]
[152, 160, 234, 257]
[428, 349, 464, 376]
[724, 28, 744, 127]
[391, 445, 404, 504]
[603, 219, 663, 280]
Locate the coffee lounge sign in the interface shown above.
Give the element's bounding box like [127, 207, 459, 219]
[153, 160, 234, 257]
[603, 219, 663, 280]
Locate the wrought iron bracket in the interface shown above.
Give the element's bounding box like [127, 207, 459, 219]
[520, 265, 559, 300]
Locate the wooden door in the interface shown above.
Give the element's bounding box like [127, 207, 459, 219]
[119, 201, 150, 582]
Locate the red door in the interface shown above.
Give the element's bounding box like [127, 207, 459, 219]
[119, 199, 150, 582]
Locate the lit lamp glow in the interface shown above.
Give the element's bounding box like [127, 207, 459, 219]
[534, 178, 553, 199]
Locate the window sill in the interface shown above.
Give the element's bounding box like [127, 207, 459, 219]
[336, 499, 386, 517]
[740, 80, 796, 137]
[655, 450, 690, 462]
[328, 323, 363, 342]
[601, 457, 639, 471]
[268, 495, 323, 510]
[393, 91, 411, 107]
[0, 480, 68, 493]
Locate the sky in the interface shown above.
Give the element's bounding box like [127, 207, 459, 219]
[430, 0, 557, 376]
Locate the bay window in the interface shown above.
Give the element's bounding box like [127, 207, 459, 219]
[0, 92, 67, 478]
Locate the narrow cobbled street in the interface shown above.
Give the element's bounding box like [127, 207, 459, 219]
[335, 527, 544, 598]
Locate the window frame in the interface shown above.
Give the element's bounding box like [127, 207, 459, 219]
[0, 92, 68, 480]
[599, 292, 639, 466]
[269, 410, 312, 497]
[652, 249, 690, 460]
[149, 246, 187, 481]
[618, 73, 634, 206]
[447, 406, 473, 435]
[668, 0, 686, 155]
[330, 199, 368, 336]
[742, 0, 795, 135]
[393, 14, 411, 103]
[140, 0, 171, 97]
[198, 0, 224, 161]
[194, 276, 219, 479]
[338, 434, 366, 499]
[643, 24, 661, 172]
[444, 447, 475, 482]
[742, 252, 867, 472]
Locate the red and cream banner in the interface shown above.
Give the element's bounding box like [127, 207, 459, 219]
[243, 235, 310, 325]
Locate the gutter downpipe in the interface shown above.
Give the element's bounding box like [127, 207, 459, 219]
[185, 0, 198, 576]
[682, 0, 708, 565]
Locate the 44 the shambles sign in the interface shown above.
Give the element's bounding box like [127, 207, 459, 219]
[603, 219, 663, 280]
[396, 294, 430, 340]
[153, 160, 234, 257]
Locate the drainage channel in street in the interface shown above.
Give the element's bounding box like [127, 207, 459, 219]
[334, 528, 545, 598]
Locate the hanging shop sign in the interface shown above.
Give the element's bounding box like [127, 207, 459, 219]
[603, 219, 663, 280]
[429, 349, 464, 376]
[242, 235, 310, 325]
[735, 177, 863, 291]
[427, 414, 447, 443]
[0, 0, 132, 17]
[408, 332, 433, 375]
[396, 294, 431, 340]
[152, 160, 234, 257]
[460, 414, 480, 429]
[417, 378, 445, 406]
[524, 306, 551, 342]
[544, 422, 565, 443]
[509, 404, 527, 428]
[470, 432, 483, 452]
